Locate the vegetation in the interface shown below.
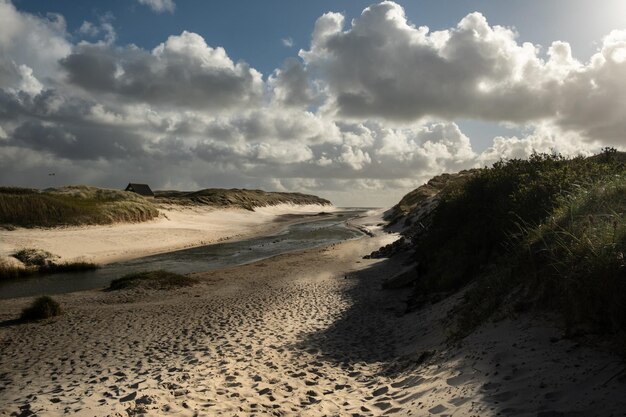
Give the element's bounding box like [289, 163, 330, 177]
[386, 170, 477, 226]
[20, 296, 63, 321]
[108, 270, 198, 291]
[0, 258, 32, 280]
[156, 188, 331, 211]
[0, 185, 330, 228]
[402, 149, 626, 339]
[13, 248, 57, 267]
[0, 248, 98, 281]
[0, 185, 159, 228]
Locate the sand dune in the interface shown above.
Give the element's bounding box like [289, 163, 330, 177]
[0, 203, 333, 265]
[1, 212, 624, 416]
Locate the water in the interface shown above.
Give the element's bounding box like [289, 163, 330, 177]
[0, 210, 366, 300]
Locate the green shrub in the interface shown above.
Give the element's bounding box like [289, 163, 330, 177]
[20, 296, 63, 321]
[108, 270, 198, 291]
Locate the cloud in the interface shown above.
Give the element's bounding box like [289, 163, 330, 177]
[300, 3, 557, 122]
[0, 0, 71, 92]
[1, 1, 624, 206]
[269, 58, 316, 108]
[553, 30, 626, 143]
[77, 14, 116, 44]
[299, 2, 626, 144]
[137, 0, 175, 14]
[60, 31, 263, 111]
[281, 37, 294, 48]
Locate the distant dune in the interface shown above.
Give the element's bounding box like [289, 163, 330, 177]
[155, 188, 331, 211]
[0, 185, 331, 229]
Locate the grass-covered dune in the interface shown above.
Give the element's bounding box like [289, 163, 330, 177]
[0, 185, 331, 228]
[394, 148, 626, 342]
[156, 188, 332, 211]
[0, 185, 159, 228]
[385, 169, 477, 226]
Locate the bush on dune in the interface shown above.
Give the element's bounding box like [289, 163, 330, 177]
[108, 270, 198, 291]
[408, 149, 626, 338]
[20, 296, 63, 321]
[0, 249, 99, 281]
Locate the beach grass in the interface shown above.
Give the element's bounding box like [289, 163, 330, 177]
[0, 185, 330, 228]
[20, 296, 63, 321]
[0, 258, 33, 280]
[108, 270, 198, 291]
[405, 149, 626, 338]
[155, 188, 331, 211]
[0, 185, 159, 228]
[0, 248, 99, 281]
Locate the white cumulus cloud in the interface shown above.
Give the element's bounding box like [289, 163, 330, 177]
[137, 0, 175, 14]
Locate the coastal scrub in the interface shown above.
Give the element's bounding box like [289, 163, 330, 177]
[20, 296, 63, 321]
[400, 149, 626, 339]
[108, 270, 198, 291]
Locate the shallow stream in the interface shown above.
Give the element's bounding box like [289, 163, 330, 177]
[0, 210, 367, 299]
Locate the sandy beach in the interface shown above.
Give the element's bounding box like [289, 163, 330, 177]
[0, 203, 334, 265]
[1, 211, 625, 416]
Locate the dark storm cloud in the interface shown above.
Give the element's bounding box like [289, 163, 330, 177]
[10, 120, 147, 160]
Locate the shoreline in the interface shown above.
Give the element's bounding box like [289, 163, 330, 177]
[0, 203, 338, 266]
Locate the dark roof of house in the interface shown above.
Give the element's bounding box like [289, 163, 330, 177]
[125, 183, 154, 197]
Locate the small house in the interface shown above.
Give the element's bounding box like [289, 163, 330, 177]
[124, 183, 155, 198]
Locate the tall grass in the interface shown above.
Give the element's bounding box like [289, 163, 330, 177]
[108, 270, 198, 291]
[0, 258, 33, 280]
[156, 188, 331, 210]
[406, 150, 626, 339]
[517, 179, 626, 334]
[0, 185, 159, 227]
[0, 248, 99, 281]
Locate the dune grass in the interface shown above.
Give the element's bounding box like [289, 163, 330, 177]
[0, 258, 33, 280]
[155, 188, 331, 211]
[0, 185, 159, 228]
[108, 270, 198, 291]
[405, 149, 626, 339]
[20, 296, 63, 321]
[0, 248, 99, 281]
[0, 185, 329, 227]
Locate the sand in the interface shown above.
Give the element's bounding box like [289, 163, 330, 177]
[1, 211, 625, 416]
[0, 203, 334, 265]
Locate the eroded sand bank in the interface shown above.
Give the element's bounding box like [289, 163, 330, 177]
[0, 212, 625, 416]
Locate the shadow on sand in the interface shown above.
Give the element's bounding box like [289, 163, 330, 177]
[293, 254, 421, 377]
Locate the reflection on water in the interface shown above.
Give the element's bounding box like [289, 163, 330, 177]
[0, 210, 366, 300]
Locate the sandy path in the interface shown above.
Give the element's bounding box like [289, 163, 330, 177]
[0, 203, 333, 265]
[1, 218, 625, 416]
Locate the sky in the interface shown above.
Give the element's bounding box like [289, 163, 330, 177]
[1, 0, 626, 206]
